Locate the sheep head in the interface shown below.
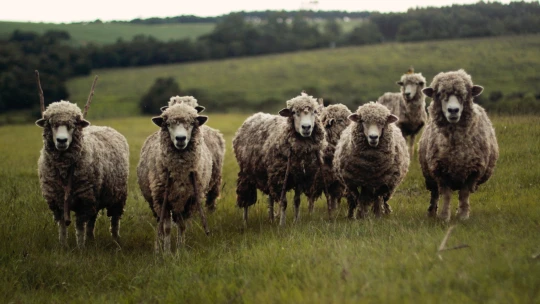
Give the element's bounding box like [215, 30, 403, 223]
[320, 104, 351, 145]
[152, 104, 207, 150]
[35, 101, 90, 151]
[349, 102, 398, 147]
[423, 69, 483, 124]
[396, 69, 426, 102]
[279, 92, 320, 138]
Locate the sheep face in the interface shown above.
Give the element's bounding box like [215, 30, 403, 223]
[349, 102, 398, 147]
[280, 107, 317, 137]
[152, 104, 208, 150]
[397, 73, 426, 102]
[36, 114, 90, 151]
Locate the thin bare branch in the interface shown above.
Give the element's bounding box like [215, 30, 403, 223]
[35, 70, 45, 117]
[83, 75, 99, 118]
[438, 225, 456, 252]
[439, 244, 470, 252]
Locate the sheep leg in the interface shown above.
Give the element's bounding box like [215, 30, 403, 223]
[268, 196, 274, 222]
[86, 214, 97, 241]
[316, 151, 331, 218]
[294, 189, 301, 223]
[409, 134, 416, 158]
[383, 196, 393, 214]
[57, 218, 67, 247]
[243, 207, 249, 227]
[110, 215, 120, 242]
[457, 188, 471, 220]
[176, 216, 186, 248]
[279, 150, 293, 227]
[346, 188, 359, 219]
[438, 186, 452, 222]
[427, 188, 440, 217]
[162, 213, 172, 254]
[373, 196, 383, 217]
[191, 172, 209, 235]
[357, 189, 371, 219]
[75, 217, 86, 248]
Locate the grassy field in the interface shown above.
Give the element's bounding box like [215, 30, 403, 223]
[0, 114, 539, 302]
[65, 35, 540, 118]
[0, 21, 215, 45]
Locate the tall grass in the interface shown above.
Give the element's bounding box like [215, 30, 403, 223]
[0, 114, 538, 302]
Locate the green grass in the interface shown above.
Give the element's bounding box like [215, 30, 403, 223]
[65, 34, 540, 118]
[0, 21, 215, 45]
[0, 114, 539, 302]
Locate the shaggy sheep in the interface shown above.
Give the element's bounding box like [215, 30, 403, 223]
[378, 67, 427, 158]
[233, 92, 327, 226]
[162, 95, 225, 211]
[418, 69, 499, 222]
[318, 103, 352, 211]
[137, 104, 219, 252]
[334, 102, 409, 218]
[36, 101, 129, 247]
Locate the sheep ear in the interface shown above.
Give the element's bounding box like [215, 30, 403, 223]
[160, 106, 169, 112]
[78, 119, 91, 128]
[327, 118, 335, 127]
[279, 108, 292, 117]
[387, 114, 399, 124]
[348, 113, 360, 123]
[471, 85, 483, 97]
[152, 116, 164, 127]
[422, 87, 434, 98]
[35, 118, 46, 128]
[396, 81, 404, 86]
[195, 106, 205, 113]
[196, 116, 208, 126]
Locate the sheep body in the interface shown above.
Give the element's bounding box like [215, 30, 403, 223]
[334, 102, 409, 218]
[418, 69, 499, 221]
[233, 94, 326, 225]
[318, 104, 352, 210]
[37, 101, 129, 247]
[378, 71, 427, 157]
[137, 104, 218, 251]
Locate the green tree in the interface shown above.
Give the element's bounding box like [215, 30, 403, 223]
[139, 77, 181, 115]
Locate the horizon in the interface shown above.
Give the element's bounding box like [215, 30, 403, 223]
[0, 0, 533, 24]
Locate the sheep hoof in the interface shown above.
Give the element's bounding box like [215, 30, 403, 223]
[457, 210, 470, 220]
[438, 212, 451, 222]
[427, 206, 438, 217]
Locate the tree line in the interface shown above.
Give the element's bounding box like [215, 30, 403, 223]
[1, 1, 539, 114]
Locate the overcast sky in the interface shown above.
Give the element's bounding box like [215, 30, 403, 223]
[0, 0, 531, 23]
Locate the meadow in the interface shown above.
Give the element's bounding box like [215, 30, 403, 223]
[0, 21, 215, 45]
[0, 113, 539, 302]
[65, 34, 540, 118]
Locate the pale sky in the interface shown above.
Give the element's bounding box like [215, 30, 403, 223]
[0, 0, 530, 23]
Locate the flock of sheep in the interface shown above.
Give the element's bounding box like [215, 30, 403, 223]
[34, 68, 499, 251]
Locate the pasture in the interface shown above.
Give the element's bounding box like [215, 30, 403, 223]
[0, 114, 539, 302]
[65, 34, 540, 118]
[0, 21, 215, 45]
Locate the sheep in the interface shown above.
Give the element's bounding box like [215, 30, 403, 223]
[36, 101, 129, 247]
[137, 103, 218, 252]
[317, 103, 352, 211]
[418, 69, 499, 222]
[334, 102, 410, 218]
[162, 95, 225, 212]
[378, 67, 427, 158]
[233, 92, 328, 226]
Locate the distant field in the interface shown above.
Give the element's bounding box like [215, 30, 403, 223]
[65, 35, 540, 118]
[0, 21, 215, 44]
[1, 114, 539, 302]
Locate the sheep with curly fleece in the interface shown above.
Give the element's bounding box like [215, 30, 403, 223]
[233, 92, 327, 226]
[418, 69, 499, 222]
[137, 104, 215, 252]
[162, 95, 225, 212]
[36, 101, 129, 247]
[318, 103, 352, 211]
[334, 102, 409, 218]
[378, 67, 427, 158]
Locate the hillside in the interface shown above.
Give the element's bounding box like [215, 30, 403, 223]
[0, 21, 215, 45]
[65, 35, 540, 118]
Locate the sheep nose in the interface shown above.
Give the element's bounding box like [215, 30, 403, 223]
[369, 135, 378, 140]
[448, 108, 459, 114]
[405, 92, 411, 97]
[301, 124, 311, 131]
[56, 138, 67, 144]
[175, 135, 186, 142]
